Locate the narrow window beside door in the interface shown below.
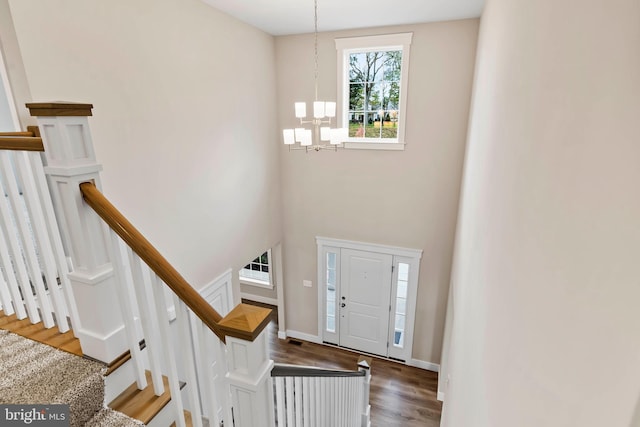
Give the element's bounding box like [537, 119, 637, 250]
[393, 262, 410, 348]
[326, 252, 337, 333]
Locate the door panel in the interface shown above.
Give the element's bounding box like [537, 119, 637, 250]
[340, 249, 392, 356]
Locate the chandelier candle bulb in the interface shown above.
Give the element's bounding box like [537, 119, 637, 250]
[330, 128, 348, 145]
[325, 102, 336, 117]
[283, 129, 295, 145]
[320, 127, 331, 141]
[301, 130, 313, 146]
[313, 101, 325, 118]
[295, 102, 307, 118]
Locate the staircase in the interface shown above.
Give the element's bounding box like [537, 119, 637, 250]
[0, 103, 372, 427]
[0, 314, 141, 426]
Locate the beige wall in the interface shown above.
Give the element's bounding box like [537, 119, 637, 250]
[442, 0, 640, 425]
[0, 0, 33, 129]
[8, 0, 283, 296]
[276, 19, 479, 364]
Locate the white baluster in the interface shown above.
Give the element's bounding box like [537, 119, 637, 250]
[151, 275, 185, 427]
[175, 298, 203, 427]
[190, 314, 221, 425]
[0, 152, 41, 323]
[15, 151, 69, 331]
[0, 221, 23, 318]
[285, 376, 294, 426]
[107, 230, 146, 389]
[302, 377, 311, 427]
[0, 270, 12, 315]
[275, 377, 285, 426]
[295, 377, 303, 426]
[129, 255, 164, 395]
[319, 377, 326, 427]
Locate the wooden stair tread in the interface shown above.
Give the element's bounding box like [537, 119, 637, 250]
[109, 371, 173, 425]
[170, 410, 193, 427]
[0, 310, 82, 356]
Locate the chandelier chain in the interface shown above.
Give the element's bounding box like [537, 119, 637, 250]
[314, 0, 319, 101]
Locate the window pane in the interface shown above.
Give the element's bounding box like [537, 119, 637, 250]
[398, 263, 409, 281]
[395, 313, 405, 330]
[327, 316, 335, 332]
[394, 330, 404, 347]
[327, 252, 336, 269]
[397, 280, 408, 299]
[327, 269, 336, 288]
[349, 83, 365, 110]
[349, 53, 366, 82]
[387, 81, 400, 110]
[396, 297, 406, 315]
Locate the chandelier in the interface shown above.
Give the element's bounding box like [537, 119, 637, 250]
[282, 0, 348, 152]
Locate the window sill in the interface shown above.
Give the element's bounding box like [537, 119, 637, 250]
[240, 277, 273, 290]
[343, 141, 406, 151]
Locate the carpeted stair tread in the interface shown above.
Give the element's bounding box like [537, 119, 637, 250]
[0, 329, 142, 426]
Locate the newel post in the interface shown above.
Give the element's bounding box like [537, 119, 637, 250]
[358, 359, 372, 427]
[218, 304, 275, 427]
[26, 102, 127, 362]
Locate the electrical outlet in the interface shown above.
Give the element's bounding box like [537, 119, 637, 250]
[303, 280, 312, 288]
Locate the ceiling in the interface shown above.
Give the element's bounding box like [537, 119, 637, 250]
[202, 0, 485, 36]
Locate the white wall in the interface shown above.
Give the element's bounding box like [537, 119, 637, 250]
[8, 0, 283, 297]
[276, 19, 479, 364]
[441, 0, 640, 425]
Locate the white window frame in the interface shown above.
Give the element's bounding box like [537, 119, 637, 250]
[335, 33, 413, 151]
[239, 248, 273, 290]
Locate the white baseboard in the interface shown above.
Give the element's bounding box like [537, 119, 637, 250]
[277, 330, 287, 340]
[240, 292, 278, 307]
[286, 329, 322, 344]
[437, 391, 445, 402]
[409, 358, 440, 373]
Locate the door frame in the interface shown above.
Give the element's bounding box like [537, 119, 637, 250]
[316, 236, 422, 362]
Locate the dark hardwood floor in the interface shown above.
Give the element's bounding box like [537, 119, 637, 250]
[245, 300, 443, 427]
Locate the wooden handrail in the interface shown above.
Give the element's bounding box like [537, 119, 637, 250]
[271, 363, 366, 378]
[81, 181, 269, 344]
[0, 136, 44, 152]
[0, 131, 35, 137]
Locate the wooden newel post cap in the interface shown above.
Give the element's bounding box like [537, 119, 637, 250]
[218, 303, 272, 342]
[26, 102, 94, 117]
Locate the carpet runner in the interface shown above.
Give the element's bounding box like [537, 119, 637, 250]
[0, 329, 142, 426]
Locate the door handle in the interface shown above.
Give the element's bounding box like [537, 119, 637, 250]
[341, 303, 346, 308]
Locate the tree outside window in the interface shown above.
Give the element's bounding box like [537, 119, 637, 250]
[348, 50, 402, 139]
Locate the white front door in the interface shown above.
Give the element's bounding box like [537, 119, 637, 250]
[339, 249, 393, 356]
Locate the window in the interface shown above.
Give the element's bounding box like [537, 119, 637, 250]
[326, 251, 337, 333]
[393, 262, 410, 348]
[239, 250, 272, 289]
[335, 33, 412, 150]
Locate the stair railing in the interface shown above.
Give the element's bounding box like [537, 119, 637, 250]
[0, 129, 79, 334]
[26, 102, 275, 427]
[271, 361, 372, 427]
[80, 180, 275, 427]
